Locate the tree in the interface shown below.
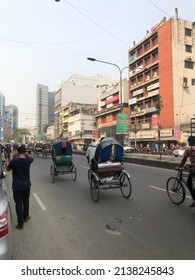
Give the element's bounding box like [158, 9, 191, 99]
[12, 128, 31, 143]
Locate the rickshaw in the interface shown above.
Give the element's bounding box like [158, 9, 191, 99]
[42, 142, 52, 158]
[34, 143, 43, 157]
[26, 143, 34, 154]
[88, 137, 132, 202]
[50, 140, 77, 183]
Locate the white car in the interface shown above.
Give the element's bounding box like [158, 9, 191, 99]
[173, 148, 186, 157]
[124, 146, 134, 153]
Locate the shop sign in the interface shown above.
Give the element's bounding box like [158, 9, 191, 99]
[132, 88, 144, 97]
[99, 121, 116, 128]
[147, 82, 159, 92]
[116, 114, 128, 134]
[129, 97, 137, 105]
[160, 129, 173, 137]
[148, 89, 159, 97]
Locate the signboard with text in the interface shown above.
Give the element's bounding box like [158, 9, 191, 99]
[116, 114, 128, 134]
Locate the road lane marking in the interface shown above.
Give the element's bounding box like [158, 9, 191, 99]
[33, 193, 47, 210]
[148, 185, 191, 199]
[148, 185, 166, 192]
[80, 165, 88, 169]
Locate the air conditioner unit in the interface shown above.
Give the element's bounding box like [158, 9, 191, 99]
[183, 82, 189, 88]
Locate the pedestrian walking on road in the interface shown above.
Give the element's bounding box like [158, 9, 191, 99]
[6, 145, 34, 229]
[177, 136, 195, 207]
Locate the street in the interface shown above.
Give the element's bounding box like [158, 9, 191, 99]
[6, 154, 195, 260]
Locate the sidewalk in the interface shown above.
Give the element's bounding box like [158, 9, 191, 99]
[73, 150, 183, 170]
[123, 153, 182, 170]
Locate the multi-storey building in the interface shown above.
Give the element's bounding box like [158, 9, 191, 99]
[5, 104, 18, 133]
[95, 79, 129, 140]
[54, 74, 116, 140]
[36, 84, 55, 139]
[66, 102, 97, 145]
[128, 10, 195, 147]
[0, 93, 5, 117]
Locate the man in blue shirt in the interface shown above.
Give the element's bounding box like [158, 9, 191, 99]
[7, 145, 34, 229]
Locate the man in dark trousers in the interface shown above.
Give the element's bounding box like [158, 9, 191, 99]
[6, 145, 34, 229]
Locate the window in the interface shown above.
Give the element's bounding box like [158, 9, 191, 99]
[185, 28, 192, 37]
[152, 36, 158, 46]
[131, 78, 136, 87]
[145, 101, 151, 108]
[137, 75, 143, 83]
[192, 79, 195, 86]
[137, 46, 142, 56]
[185, 45, 192, 53]
[144, 41, 150, 51]
[144, 55, 151, 65]
[185, 61, 194, 69]
[183, 77, 188, 83]
[152, 51, 158, 60]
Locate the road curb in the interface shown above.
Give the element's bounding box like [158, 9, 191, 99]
[73, 151, 178, 170]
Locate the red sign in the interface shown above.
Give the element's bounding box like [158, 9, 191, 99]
[152, 114, 160, 126]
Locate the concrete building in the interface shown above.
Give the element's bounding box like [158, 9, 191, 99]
[54, 74, 116, 139]
[95, 79, 130, 140]
[0, 93, 5, 117]
[36, 83, 55, 140]
[64, 102, 97, 145]
[5, 104, 18, 133]
[128, 10, 195, 147]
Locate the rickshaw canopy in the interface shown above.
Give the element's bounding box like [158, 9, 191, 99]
[52, 140, 72, 156]
[94, 137, 123, 163]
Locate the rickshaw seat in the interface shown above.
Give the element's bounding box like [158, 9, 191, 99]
[97, 162, 124, 174]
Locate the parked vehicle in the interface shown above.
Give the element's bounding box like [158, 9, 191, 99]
[173, 148, 186, 157]
[124, 146, 134, 153]
[0, 146, 13, 260]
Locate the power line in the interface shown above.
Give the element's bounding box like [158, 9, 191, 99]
[147, 0, 172, 18]
[62, 0, 129, 47]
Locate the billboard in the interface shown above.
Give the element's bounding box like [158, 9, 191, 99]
[116, 114, 128, 134]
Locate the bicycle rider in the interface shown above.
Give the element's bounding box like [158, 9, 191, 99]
[176, 136, 195, 207]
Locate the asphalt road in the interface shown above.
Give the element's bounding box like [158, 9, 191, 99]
[5, 154, 195, 260]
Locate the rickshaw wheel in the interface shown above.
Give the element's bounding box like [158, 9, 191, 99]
[90, 174, 99, 202]
[120, 172, 132, 198]
[71, 162, 77, 181]
[50, 165, 55, 183]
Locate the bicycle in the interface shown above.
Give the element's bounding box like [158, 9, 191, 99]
[166, 164, 192, 205]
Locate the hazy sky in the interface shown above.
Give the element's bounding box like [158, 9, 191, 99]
[0, 0, 194, 127]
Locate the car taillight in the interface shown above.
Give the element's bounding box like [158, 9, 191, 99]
[0, 211, 9, 238]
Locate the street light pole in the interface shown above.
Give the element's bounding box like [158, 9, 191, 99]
[87, 57, 129, 146]
[87, 57, 128, 113]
